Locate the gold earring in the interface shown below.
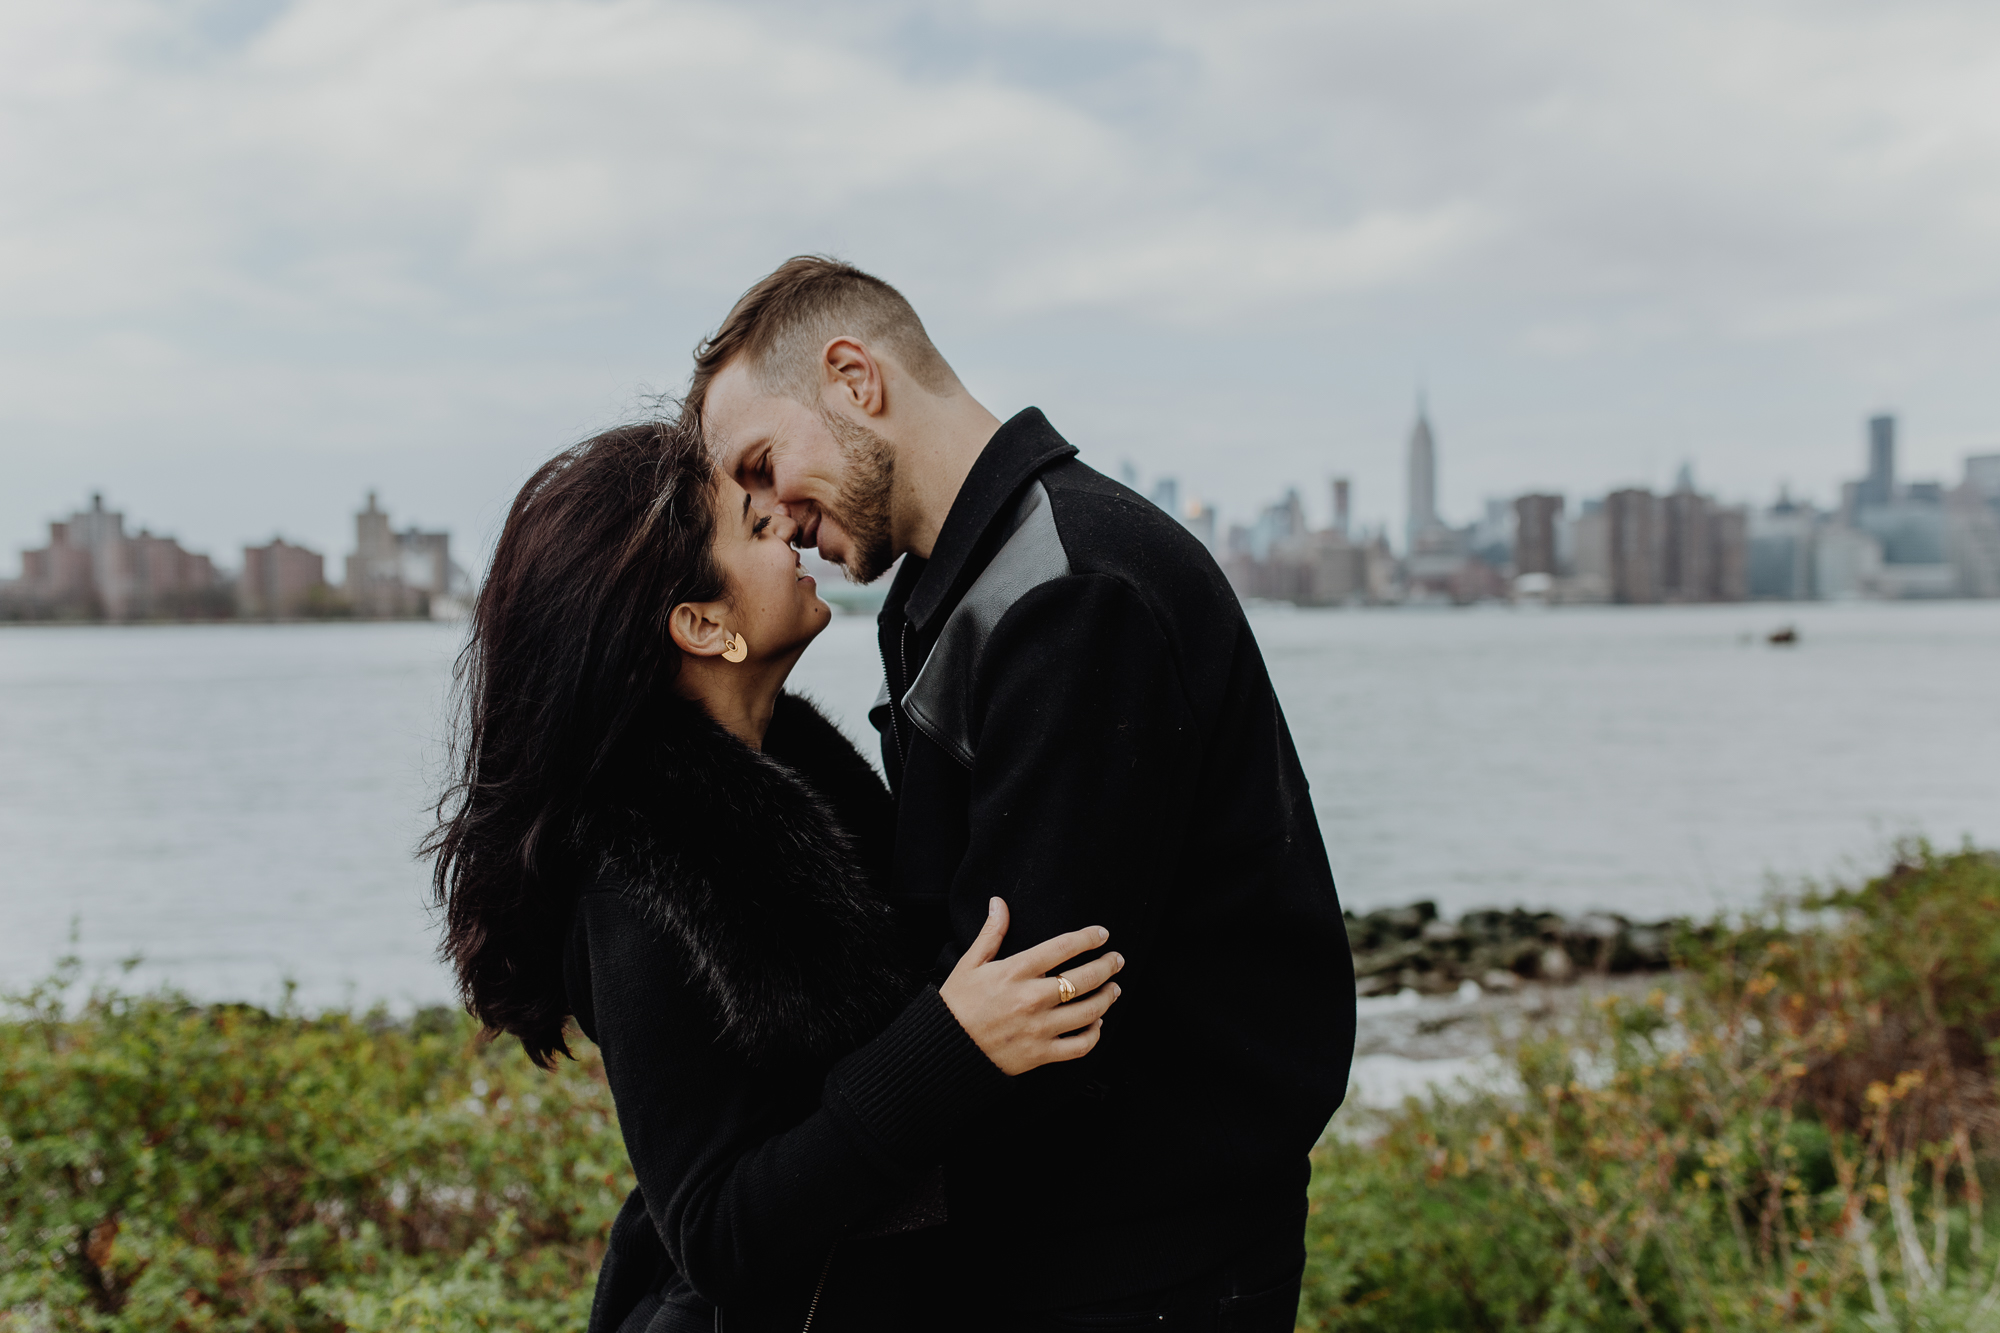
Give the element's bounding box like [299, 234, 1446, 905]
[722, 632, 749, 663]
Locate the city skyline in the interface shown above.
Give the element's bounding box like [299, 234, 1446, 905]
[1215, 404, 2000, 606]
[1117, 403, 1999, 554]
[2, 487, 458, 584]
[11, 395, 1992, 583]
[19, 398, 1996, 616]
[3, 490, 466, 621]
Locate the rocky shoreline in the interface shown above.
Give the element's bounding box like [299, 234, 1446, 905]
[1347, 901, 1687, 998]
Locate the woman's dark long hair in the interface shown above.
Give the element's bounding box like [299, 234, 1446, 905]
[426, 417, 725, 1067]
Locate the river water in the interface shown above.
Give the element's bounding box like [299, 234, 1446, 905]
[1, 602, 1994, 1009]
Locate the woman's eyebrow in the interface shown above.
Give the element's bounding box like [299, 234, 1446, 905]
[741, 493, 752, 522]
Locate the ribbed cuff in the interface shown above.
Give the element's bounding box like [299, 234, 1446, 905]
[825, 986, 1011, 1168]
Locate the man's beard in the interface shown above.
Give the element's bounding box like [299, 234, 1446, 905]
[814, 407, 897, 585]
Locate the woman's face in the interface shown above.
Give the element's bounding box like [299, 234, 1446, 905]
[711, 474, 830, 660]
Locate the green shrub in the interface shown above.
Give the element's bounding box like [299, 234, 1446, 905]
[0, 963, 628, 1332]
[1300, 843, 2000, 1331]
[9, 844, 2000, 1331]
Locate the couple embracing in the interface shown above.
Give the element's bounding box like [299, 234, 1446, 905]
[430, 258, 1356, 1332]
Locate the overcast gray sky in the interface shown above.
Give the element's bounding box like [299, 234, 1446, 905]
[4, 0, 1998, 570]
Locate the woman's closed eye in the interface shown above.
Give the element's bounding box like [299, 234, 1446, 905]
[751, 515, 772, 536]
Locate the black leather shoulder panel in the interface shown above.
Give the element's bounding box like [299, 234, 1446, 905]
[901, 480, 1070, 768]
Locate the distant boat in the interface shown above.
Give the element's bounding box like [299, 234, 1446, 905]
[1768, 626, 1798, 645]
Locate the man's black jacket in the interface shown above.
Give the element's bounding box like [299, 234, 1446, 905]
[871, 408, 1357, 1309]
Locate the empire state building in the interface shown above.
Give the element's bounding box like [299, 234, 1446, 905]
[1405, 398, 1445, 554]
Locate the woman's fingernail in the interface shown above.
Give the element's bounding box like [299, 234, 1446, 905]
[1111, 953, 1124, 969]
[989, 897, 1001, 916]
[1095, 927, 1109, 944]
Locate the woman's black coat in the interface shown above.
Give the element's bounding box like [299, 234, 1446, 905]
[565, 693, 1004, 1333]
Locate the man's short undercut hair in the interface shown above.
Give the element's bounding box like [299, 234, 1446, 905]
[689, 256, 960, 417]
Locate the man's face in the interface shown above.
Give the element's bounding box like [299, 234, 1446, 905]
[702, 357, 897, 583]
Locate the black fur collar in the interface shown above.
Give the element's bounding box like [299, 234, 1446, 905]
[582, 693, 912, 1067]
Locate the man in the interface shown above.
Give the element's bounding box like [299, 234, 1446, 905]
[693, 257, 1354, 1330]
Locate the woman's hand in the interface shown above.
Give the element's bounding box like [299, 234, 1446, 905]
[938, 897, 1124, 1076]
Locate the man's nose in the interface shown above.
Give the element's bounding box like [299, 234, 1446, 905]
[773, 512, 802, 544]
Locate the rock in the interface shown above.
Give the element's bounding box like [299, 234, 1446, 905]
[1356, 972, 1400, 998]
[1386, 901, 1439, 932]
[1480, 968, 1522, 993]
[1473, 939, 1544, 978]
[1570, 913, 1625, 939]
[1560, 913, 1622, 970]
[1349, 903, 1686, 995]
[1413, 969, 1461, 996]
[1619, 924, 1674, 970]
[1352, 938, 1431, 980]
[1459, 908, 1531, 941]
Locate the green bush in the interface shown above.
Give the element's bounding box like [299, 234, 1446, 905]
[8, 844, 2000, 1331]
[1300, 843, 2000, 1331]
[0, 964, 628, 1332]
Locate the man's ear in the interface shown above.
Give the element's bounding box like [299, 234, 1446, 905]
[669, 601, 731, 658]
[822, 337, 885, 417]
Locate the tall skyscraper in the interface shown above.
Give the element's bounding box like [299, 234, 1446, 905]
[1661, 474, 1711, 603]
[1710, 506, 1750, 602]
[1331, 478, 1351, 537]
[1860, 414, 1896, 508]
[1606, 488, 1661, 604]
[1405, 398, 1438, 553]
[1513, 494, 1564, 576]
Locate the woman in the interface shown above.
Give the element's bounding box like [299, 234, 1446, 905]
[427, 418, 1123, 1332]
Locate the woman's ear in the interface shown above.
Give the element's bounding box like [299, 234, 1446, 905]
[669, 601, 731, 658]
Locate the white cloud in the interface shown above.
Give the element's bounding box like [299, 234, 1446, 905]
[993, 205, 1492, 318]
[3, 0, 2000, 561]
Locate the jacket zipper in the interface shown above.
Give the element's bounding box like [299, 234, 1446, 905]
[882, 621, 910, 771]
[799, 1244, 837, 1332]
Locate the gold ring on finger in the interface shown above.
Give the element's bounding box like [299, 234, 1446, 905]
[1054, 976, 1078, 1005]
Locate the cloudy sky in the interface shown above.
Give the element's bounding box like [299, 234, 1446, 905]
[4, 0, 1998, 569]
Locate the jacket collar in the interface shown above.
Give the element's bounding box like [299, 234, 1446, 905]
[894, 408, 1077, 633]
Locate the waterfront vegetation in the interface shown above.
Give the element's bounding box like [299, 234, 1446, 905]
[1304, 842, 2000, 1331]
[3, 844, 1998, 1331]
[0, 978, 626, 1331]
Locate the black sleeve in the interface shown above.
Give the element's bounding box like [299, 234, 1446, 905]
[950, 573, 1202, 1059]
[576, 892, 1005, 1307]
